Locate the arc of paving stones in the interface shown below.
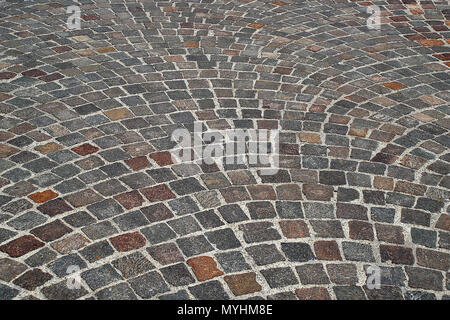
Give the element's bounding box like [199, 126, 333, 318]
[0, 0, 449, 300]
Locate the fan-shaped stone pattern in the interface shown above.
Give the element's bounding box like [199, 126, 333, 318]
[0, 0, 449, 300]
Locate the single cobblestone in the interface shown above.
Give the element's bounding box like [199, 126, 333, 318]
[0, 0, 448, 301]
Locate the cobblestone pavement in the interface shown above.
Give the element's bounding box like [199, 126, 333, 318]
[0, 0, 449, 300]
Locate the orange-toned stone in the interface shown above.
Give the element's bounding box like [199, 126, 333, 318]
[96, 47, 116, 53]
[104, 107, 132, 120]
[187, 256, 223, 281]
[248, 23, 264, 29]
[418, 39, 444, 46]
[296, 287, 331, 300]
[184, 41, 199, 48]
[72, 143, 99, 156]
[348, 108, 370, 118]
[50, 233, 90, 254]
[400, 154, 426, 169]
[382, 82, 407, 90]
[412, 112, 434, 122]
[299, 132, 321, 144]
[72, 35, 91, 42]
[224, 272, 262, 296]
[163, 6, 177, 12]
[272, 1, 286, 5]
[34, 142, 63, 155]
[279, 220, 310, 238]
[348, 127, 368, 137]
[0, 93, 12, 102]
[373, 176, 394, 191]
[28, 190, 58, 203]
[419, 95, 445, 106]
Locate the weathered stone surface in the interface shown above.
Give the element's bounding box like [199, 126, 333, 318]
[0, 258, 28, 282]
[13, 269, 53, 290]
[50, 233, 90, 254]
[0, 235, 45, 258]
[109, 232, 146, 252]
[224, 272, 262, 296]
[187, 256, 224, 281]
[31, 220, 72, 242]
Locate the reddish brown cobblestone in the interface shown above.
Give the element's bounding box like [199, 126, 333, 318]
[187, 256, 224, 281]
[224, 272, 262, 296]
[72, 144, 99, 156]
[110, 233, 146, 252]
[31, 220, 73, 242]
